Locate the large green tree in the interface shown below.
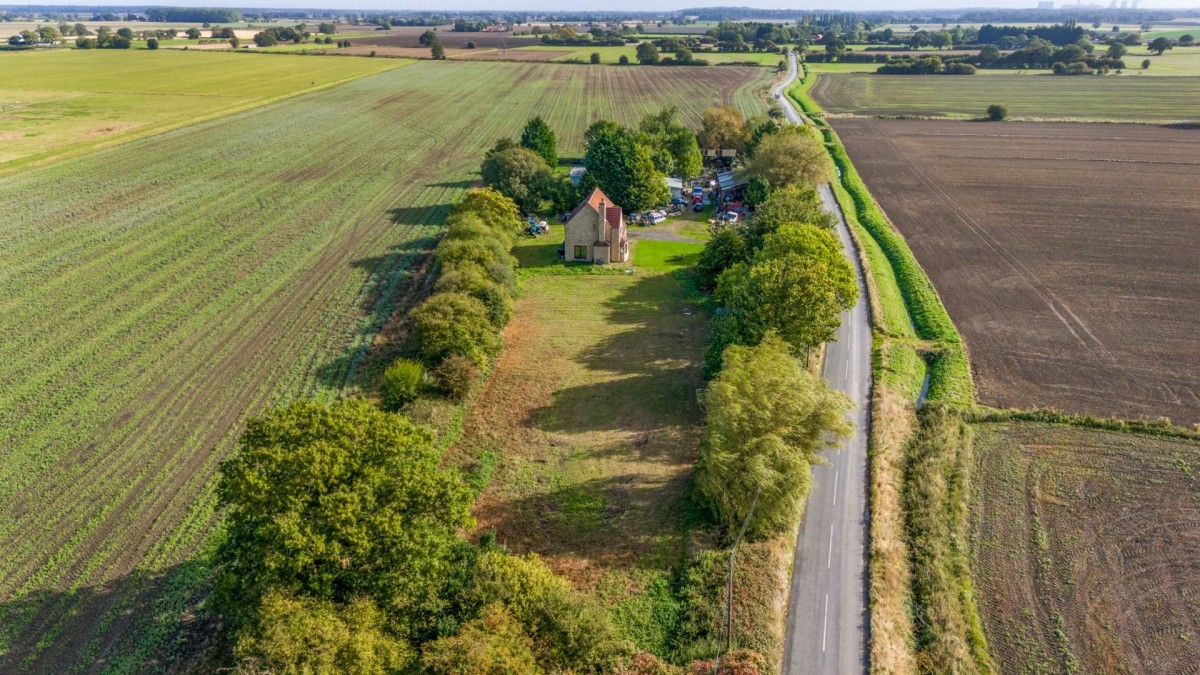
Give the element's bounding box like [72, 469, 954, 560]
[638, 106, 704, 180]
[520, 116, 558, 166]
[582, 120, 668, 211]
[636, 41, 660, 64]
[713, 224, 858, 360]
[480, 147, 552, 213]
[745, 183, 834, 249]
[695, 334, 851, 538]
[215, 399, 473, 631]
[744, 127, 829, 190]
[697, 106, 747, 151]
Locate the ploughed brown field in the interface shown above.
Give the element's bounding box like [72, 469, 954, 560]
[833, 118, 1200, 425]
[972, 423, 1200, 673]
[345, 26, 524, 49]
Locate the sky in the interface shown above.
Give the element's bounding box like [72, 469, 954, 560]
[9, 1, 1200, 10]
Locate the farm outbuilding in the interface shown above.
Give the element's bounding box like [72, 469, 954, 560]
[716, 169, 749, 204]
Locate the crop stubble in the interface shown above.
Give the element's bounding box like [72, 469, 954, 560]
[833, 118, 1200, 425]
[0, 60, 770, 672]
[972, 423, 1200, 673]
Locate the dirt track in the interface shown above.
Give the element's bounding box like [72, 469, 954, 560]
[834, 118, 1200, 425]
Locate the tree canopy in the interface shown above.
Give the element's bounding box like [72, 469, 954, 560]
[744, 128, 830, 190]
[582, 120, 668, 211]
[696, 334, 851, 538]
[697, 106, 747, 151]
[215, 399, 473, 631]
[520, 116, 558, 167]
[481, 147, 553, 213]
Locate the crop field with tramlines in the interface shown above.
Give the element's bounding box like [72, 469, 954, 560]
[0, 49, 406, 172]
[0, 59, 770, 672]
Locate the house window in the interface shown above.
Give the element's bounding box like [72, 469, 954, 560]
[574, 245, 586, 260]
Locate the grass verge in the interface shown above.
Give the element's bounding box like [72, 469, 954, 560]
[905, 405, 996, 674]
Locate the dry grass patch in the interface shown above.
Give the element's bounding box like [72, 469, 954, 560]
[452, 270, 708, 586]
[870, 385, 918, 675]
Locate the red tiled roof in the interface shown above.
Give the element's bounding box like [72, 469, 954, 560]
[606, 209, 622, 229]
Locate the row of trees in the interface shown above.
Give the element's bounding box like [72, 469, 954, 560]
[689, 108, 857, 541]
[216, 185, 649, 672]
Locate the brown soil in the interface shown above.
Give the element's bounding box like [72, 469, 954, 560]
[972, 423, 1200, 674]
[833, 118, 1200, 425]
[455, 49, 571, 62]
[341, 45, 473, 59]
[346, 26, 524, 50]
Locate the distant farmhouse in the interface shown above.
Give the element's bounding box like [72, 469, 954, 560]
[563, 188, 628, 264]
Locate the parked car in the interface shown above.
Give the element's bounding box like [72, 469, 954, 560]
[693, 203, 704, 212]
[648, 212, 667, 225]
[719, 211, 740, 223]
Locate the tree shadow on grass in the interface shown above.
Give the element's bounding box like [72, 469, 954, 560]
[476, 472, 696, 577]
[0, 557, 219, 674]
[529, 273, 708, 435]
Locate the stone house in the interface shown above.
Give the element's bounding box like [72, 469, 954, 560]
[563, 187, 629, 264]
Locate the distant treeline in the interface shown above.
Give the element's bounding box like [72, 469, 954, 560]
[977, 23, 1084, 47]
[680, 5, 1198, 23]
[144, 7, 242, 23]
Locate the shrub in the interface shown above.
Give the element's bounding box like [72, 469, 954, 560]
[436, 264, 513, 328]
[466, 40, 476, 49]
[436, 237, 515, 277]
[619, 54, 629, 64]
[1142, 58, 1151, 69]
[147, 37, 159, 49]
[686, 649, 769, 674]
[469, 550, 625, 671]
[422, 604, 541, 674]
[986, 103, 1008, 121]
[413, 292, 501, 366]
[234, 592, 414, 673]
[696, 228, 749, 291]
[380, 358, 424, 410]
[435, 354, 479, 401]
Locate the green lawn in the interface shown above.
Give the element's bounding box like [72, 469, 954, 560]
[0, 59, 770, 672]
[811, 71, 1200, 122]
[0, 49, 407, 172]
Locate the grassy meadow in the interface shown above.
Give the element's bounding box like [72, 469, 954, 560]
[0, 59, 769, 672]
[811, 71, 1200, 121]
[0, 49, 407, 172]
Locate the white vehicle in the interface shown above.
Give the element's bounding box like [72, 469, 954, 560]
[649, 213, 667, 225]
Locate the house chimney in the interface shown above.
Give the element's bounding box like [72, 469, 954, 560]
[597, 199, 607, 246]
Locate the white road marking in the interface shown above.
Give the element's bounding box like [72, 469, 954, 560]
[828, 523, 834, 569]
[833, 469, 839, 506]
[822, 594, 829, 652]
[845, 359, 850, 378]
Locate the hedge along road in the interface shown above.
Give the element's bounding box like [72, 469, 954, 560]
[777, 53, 871, 675]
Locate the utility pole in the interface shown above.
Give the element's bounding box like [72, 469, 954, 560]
[715, 488, 762, 673]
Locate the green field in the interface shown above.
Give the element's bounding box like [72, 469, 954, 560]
[0, 59, 769, 672]
[0, 49, 406, 172]
[811, 71, 1200, 121]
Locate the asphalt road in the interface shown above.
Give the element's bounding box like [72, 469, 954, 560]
[777, 54, 872, 675]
